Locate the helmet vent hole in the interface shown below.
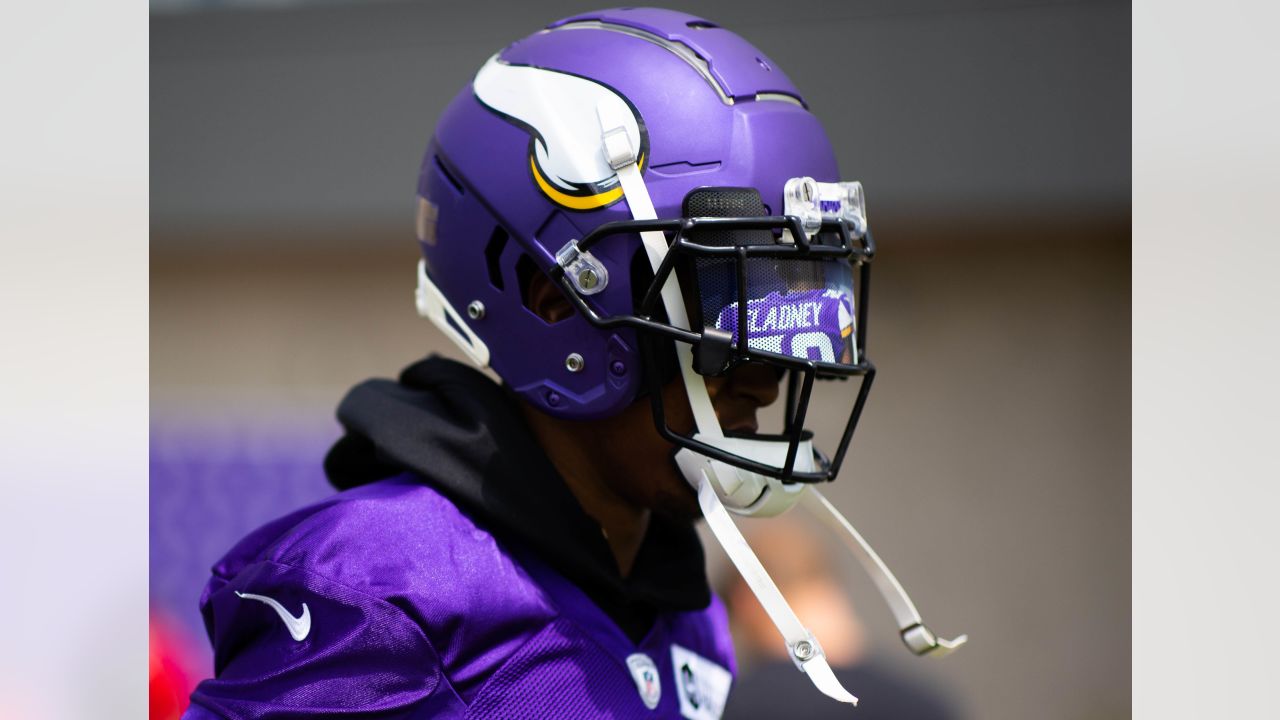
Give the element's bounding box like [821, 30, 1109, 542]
[484, 226, 508, 290]
[517, 253, 574, 325]
[687, 20, 718, 29]
[756, 56, 771, 72]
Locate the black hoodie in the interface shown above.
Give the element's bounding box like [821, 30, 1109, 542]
[323, 355, 710, 642]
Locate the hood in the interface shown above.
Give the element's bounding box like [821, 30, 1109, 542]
[324, 355, 710, 639]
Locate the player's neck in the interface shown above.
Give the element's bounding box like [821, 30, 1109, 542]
[519, 404, 651, 577]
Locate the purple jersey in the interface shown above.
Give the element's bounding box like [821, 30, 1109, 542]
[184, 475, 736, 719]
[184, 357, 737, 719]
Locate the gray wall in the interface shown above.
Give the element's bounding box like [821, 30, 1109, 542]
[152, 0, 1130, 236]
[152, 2, 1131, 718]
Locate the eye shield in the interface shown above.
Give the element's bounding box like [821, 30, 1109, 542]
[684, 185, 860, 371]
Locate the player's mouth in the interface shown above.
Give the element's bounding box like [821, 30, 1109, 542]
[722, 420, 760, 436]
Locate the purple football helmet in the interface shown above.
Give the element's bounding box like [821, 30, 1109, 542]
[412, 8, 968, 706]
[414, 6, 874, 493]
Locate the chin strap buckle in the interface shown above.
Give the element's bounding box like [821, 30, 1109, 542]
[901, 623, 968, 658]
[601, 124, 636, 170]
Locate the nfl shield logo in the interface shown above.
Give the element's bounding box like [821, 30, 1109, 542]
[626, 653, 662, 710]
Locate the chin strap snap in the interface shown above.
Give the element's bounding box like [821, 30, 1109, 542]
[801, 489, 968, 658]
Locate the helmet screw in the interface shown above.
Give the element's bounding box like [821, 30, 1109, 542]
[546, 391, 562, 407]
[466, 301, 485, 320]
[577, 268, 599, 291]
[610, 360, 626, 377]
[565, 353, 585, 373]
[793, 640, 814, 661]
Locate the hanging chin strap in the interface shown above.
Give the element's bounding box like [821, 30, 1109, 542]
[802, 489, 968, 657]
[695, 467, 860, 705]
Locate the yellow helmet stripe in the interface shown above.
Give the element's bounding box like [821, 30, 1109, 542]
[530, 155, 645, 211]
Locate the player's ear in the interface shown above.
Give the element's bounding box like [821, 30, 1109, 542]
[524, 270, 576, 325]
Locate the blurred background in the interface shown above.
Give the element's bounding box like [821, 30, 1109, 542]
[150, 1, 1130, 718]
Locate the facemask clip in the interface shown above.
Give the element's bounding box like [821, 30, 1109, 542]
[693, 328, 735, 375]
[556, 239, 609, 296]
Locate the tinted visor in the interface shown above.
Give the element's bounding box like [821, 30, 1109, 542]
[694, 256, 857, 366]
[682, 187, 858, 368]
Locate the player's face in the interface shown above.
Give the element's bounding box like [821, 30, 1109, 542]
[602, 362, 781, 521]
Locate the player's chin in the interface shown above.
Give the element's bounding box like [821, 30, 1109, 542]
[652, 466, 702, 523]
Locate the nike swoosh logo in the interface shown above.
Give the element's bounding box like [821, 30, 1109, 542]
[235, 591, 311, 641]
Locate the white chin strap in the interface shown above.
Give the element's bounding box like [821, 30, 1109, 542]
[597, 104, 964, 709]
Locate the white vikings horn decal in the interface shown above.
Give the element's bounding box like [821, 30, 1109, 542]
[473, 55, 647, 211]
